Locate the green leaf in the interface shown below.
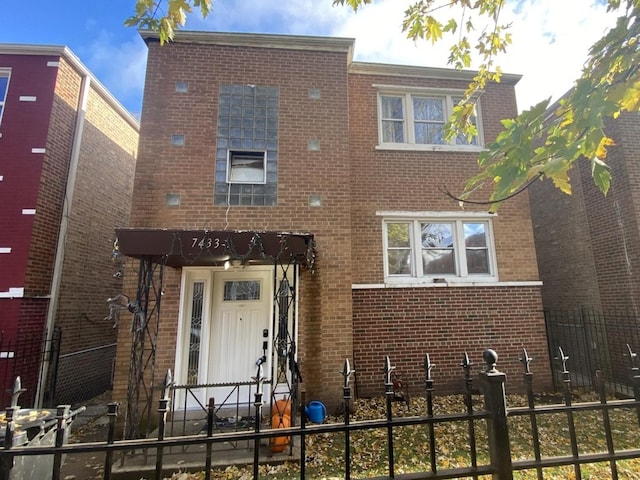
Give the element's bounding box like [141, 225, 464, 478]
[591, 157, 612, 195]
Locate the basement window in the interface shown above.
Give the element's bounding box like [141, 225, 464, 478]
[227, 150, 266, 184]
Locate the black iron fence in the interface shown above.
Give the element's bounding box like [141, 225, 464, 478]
[545, 308, 640, 395]
[0, 328, 61, 408]
[2, 346, 640, 480]
[55, 343, 116, 406]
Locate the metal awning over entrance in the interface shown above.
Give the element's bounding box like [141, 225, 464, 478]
[115, 229, 316, 271]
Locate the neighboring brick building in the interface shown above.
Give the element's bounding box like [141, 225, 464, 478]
[113, 31, 550, 429]
[529, 111, 640, 386]
[0, 45, 139, 407]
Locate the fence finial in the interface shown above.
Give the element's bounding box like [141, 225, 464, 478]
[461, 351, 473, 370]
[424, 354, 434, 381]
[483, 349, 498, 373]
[519, 347, 532, 374]
[627, 344, 638, 369]
[341, 359, 354, 389]
[384, 356, 395, 385]
[557, 347, 569, 373]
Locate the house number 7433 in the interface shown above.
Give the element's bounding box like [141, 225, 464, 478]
[191, 237, 220, 249]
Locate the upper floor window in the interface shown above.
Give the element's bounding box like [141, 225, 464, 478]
[383, 215, 497, 283]
[0, 69, 10, 126]
[378, 89, 482, 150]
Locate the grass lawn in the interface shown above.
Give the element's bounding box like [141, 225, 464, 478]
[151, 393, 640, 479]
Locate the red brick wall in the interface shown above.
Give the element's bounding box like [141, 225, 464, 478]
[0, 53, 59, 296]
[113, 34, 548, 414]
[348, 74, 539, 284]
[114, 38, 354, 407]
[352, 286, 551, 396]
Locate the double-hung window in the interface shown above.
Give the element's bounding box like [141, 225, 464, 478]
[383, 215, 497, 283]
[0, 69, 10, 127]
[378, 88, 482, 150]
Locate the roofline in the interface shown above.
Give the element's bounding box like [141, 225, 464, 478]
[0, 43, 140, 131]
[140, 30, 355, 63]
[349, 61, 522, 85]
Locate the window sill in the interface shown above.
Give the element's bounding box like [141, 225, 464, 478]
[352, 280, 543, 289]
[384, 276, 498, 286]
[375, 143, 484, 153]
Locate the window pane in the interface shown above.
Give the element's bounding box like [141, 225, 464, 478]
[464, 223, 487, 247]
[413, 98, 443, 121]
[387, 223, 410, 247]
[381, 96, 405, 143]
[382, 120, 404, 143]
[467, 250, 489, 274]
[0, 76, 8, 101]
[465, 223, 489, 274]
[421, 223, 453, 248]
[415, 123, 444, 144]
[388, 249, 412, 275]
[381, 96, 404, 119]
[453, 97, 478, 145]
[423, 249, 455, 274]
[187, 281, 204, 384]
[223, 280, 261, 301]
[387, 223, 412, 275]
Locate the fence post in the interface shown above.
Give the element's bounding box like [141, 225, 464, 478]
[342, 359, 354, 480]
[103, 402, 119, 480]
[0, 407, 17, 480]
[478, 349, 512, 480]
[52, 405, 71, 480]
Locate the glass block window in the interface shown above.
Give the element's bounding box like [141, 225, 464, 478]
[215, 85, 279, 206]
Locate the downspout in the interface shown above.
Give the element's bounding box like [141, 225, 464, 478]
[35, 73, 90, 407]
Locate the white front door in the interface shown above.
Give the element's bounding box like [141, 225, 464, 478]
[176, 267, 273, 411]
[209, 269, 272, 402]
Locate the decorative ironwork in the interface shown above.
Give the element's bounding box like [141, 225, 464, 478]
[124, 257, 164, 440]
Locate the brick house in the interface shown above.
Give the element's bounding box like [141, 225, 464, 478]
[0, 45, 139, 407]
[529, 111, 640, 386]
[113, 31, 551, 427]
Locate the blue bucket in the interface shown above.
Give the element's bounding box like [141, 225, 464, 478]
[305, 400, 327, 424]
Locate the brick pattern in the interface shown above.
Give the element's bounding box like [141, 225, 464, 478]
[348, 75, 539, 284]
[52, 72, 138, 354]
[115, 39, 354, 408]
[530, 112, 640, 312]
[352, 286, 551, 396]
[0, 50, 138, 403]
[113, 35, 546, 414]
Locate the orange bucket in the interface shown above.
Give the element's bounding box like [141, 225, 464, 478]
[270, 413, 290, 453]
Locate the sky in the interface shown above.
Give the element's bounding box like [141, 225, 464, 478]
[2, 0, 620, 119]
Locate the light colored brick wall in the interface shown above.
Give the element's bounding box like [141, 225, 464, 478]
[53, 62, 139, 354]
[114, 38, 353, 408]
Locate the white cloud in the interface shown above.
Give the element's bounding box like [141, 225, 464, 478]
[81, 32, 148, 117]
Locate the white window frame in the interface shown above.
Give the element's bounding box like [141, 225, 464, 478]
[226, 149, 267, 184]
[0, 68, 11, 127]
[375, 85, 484, 152]
[382, 212, 498, 284]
